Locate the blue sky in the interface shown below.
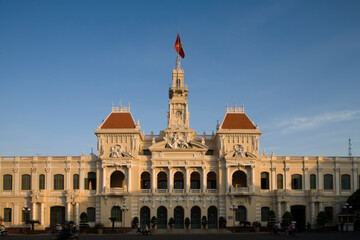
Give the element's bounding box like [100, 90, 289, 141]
[0, 0, 359, 157]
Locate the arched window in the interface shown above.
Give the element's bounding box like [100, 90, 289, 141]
[174, 171, 184, 189]
[54, 174, 64, 190]
[73, 174, 79, 190]
[39, 174, 45, 190]
[235, 206, 247, 222]
[190, 172, 200, 189]
[111, 206, 122, 222]
[324, 174, 333, 190]
[232, 170, 247, 187]
[341, 174, 351, 190]
[277, 174, 283, 189]
[87, 207, 96, 222]
[207, 172, 217, 189]
[261, 172, 269, 190]
[141, 172, 150, 189]
[261, 207, 270, 221]
[21, 174, 31, 190]
[3, 174, 12, 190]
[291, 174, 302, 189]
[4, 208, 12, 222]
[310, 174, 316, 189]
[157, 171, 167, 189]
[110, 171, 125, 188]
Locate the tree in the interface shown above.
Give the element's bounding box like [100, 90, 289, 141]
[281, 211, 294, 229]
[108, 217, 117, 231]
[316, 211, 328, 229]
[347, 189, 360, 211]
[267, 210, 276, 229]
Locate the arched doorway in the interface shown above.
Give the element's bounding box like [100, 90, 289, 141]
[110, 171, 125, 188]
[174, 206, 184, 229]
[141, 172, 150, 189]
[140, 206, 150, 228]
[232, 170, 247, 187]
[157, 206, 167, 229]
[291, 205, 306, 230]
[174, 171, 184, 189]
[191, 206, 201, 229]
[208, 206, 218, 229]
[50, 206, 65, 228]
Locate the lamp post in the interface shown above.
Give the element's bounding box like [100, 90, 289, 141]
[229, 205, 238, 233]
[121, 203, 129, 233]
[342, 203, 353, 232]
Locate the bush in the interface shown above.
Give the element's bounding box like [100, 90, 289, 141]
[252, 221, 261, 227]
[219, 216, 227, 227]
[267, 210, 276, 228]
[281, 211, 294, 229]
[316, 211, 328, 229]
[132, 217, 139, 226]
[185, 217, 190, 225]
[240, 221, 251, 227]
[150, 216, 158, 225]
[168, 217, 175, 226]
[201, 216, 208, 225]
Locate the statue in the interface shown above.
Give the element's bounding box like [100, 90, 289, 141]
[109, 144, 122, 158]
[233, 144, 245, 158]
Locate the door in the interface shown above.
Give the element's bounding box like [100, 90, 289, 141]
[174, 206, 184, 229]
[208, 206, 218, 229]
[140, 206, 150, 228]
[291, 205, 306, 231]
[191, 206, 201, 229]
[157, 206, 167, 229]
[50, 206, 65, 228]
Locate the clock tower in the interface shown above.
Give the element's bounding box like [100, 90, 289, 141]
[167, 56, 190, 130]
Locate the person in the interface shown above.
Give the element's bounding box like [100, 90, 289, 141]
[55, 224, 62, 232]
[273, 221, 281, 234]
[136, 224, 141, 234]
[288, 221, 296, 235]
[307, 222, 311, 232]
[0, 225, 7, 236]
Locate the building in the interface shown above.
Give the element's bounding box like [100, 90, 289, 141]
[0, 57, 359, 230]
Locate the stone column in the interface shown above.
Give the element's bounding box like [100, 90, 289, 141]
[319, 202, 323, 212]
[304, 168, 309, 190]
[310, 202, 315, 224]
[168, 167, 173, 194]
[127, 165, 132, 193]
[285, 202, 289, 212]
[225, 166, 229, 194]
[151, 167, 156, 194]
[40, 203, 44, 225]
[32, 202, 36, 220]
[318, 168, 323, 190]
[277, 202, 282, 222]
[102, 166, 106, 193]
[66, 168, 71, 190]
[14, 167, 19, 193]
[353, 168, 358, 190]
[185, 167, 189, 194]
[251, 166, 255, 192]
[202, 167, 206, 194]
[335, 168, 340, 195]
[271, 167, 276, 191]
[14, 203, 19, 225]
[75, 202, 80, 226]
[80, 165, 84, 192]
[66, 202, 71, 222]
[31, 168, 37, 190]
[284, 167, 290, 190]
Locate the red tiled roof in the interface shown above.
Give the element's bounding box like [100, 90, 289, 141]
[101, 112, 136, 129]
[221, 113, 255, 129]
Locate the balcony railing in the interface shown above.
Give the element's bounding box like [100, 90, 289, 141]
[156, 189, 168, 194]
[207, 189, 217, 194]
[190, 189, 201, 194]
[105, 187, 125, 195]
[230, 186, 251, 194]
[141, 189, 151, 194]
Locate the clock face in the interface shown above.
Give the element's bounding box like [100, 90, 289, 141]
[176, 111, 182, 117]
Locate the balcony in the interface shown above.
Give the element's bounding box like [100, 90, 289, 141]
[173, 189, 185, 194]
[141, 189, 151, 194]
[105, 187, 126, 195]
[206, 189, 217, 194]
[156, 189, 168, 194]
[230, 186, 252, 195]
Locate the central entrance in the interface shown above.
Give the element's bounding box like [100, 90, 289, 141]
[208, 206, 218, 229]
[50, 206, 65, 228]
[291, 205, 306, 230]
[174, 206, 184, 229]
[140, 206, 150, 228]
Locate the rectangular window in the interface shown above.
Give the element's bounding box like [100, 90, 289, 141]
[73, 174, 79, 190]
[87, 207, 96, 222]
[4, 208, 11, 222]
[325, 207, 333, 223]
[190, 180, 200, 189]
[174, 180, 184, 189]
[261, 207, 270, 221]
[158, 180, 167, 189]
[3, 174, 12, 190]
[261, 172, 269, 190]
[207, 180, 216, 189]
[291, 174, 302, 190]
[341, 174, 351, 190]
[324, 174, 333, 190]
[277, 174, 283, 189]
[21, 174, 31, 190]
[39, 174, 45, 190]
[310, 174, 316, 189]
[54, 174, 64, 190]
[22, 209, 30, 223]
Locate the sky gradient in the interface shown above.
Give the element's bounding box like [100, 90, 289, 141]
[0, 0, 359, 157]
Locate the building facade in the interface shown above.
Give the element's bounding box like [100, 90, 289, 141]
[1, 58, 359, 230]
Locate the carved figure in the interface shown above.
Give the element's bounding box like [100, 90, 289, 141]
[109, 144, 122, 158]
[233, 144, 245, 158]
[166, 132, 190, 149]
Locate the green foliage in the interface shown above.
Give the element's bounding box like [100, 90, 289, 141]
[168, 217, 175, 225]
[316, 211, 328, 228]
[80, 212, 90, 229]
[132, 217, 139, 225]
[347, 189, 360, 211]
[201, 216, 208, 225]
[150, 216, 158, 225]
[267, 210, 276, 228]
[185, 217, 190, 225]
[252, 221, 261, 227]
[219, 216, 227, 226]
[240, 221, 251, 227]
[281, 211, 294, 228]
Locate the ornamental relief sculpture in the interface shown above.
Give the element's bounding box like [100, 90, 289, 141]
[109, 144, 132, 158]
[165, 132, 190, 149]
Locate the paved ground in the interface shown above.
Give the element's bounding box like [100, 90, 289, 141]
[2, 231, 360, 240]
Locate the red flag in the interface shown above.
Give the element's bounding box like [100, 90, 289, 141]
[174, 33, 185, 58]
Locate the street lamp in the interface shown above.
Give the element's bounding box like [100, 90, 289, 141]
[22, 206, 30, 234]
[229, 205, 238, 233]
[342, 203, 353, 232]
[121, 203, 129, 233]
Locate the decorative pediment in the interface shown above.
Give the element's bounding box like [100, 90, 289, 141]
[149, 140, 208, 151]
[224, 144, 257, 160]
